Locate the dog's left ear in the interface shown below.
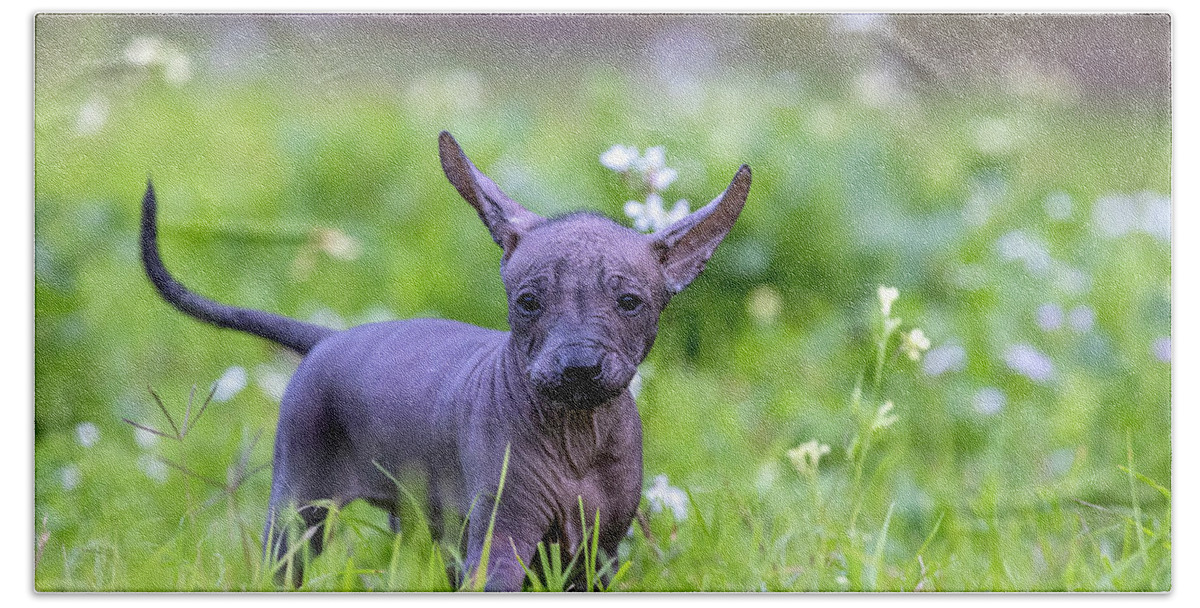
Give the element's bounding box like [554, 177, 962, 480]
[439, 131, 543, 257]
[651, 165, 751, 294]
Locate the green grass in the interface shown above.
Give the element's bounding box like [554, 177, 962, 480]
[34, 15, 1170, 592]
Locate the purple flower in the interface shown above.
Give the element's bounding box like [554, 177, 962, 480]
[1004, 344, 1055, 383]
[1153, 337, 1171, 364]
[1036, 304, 1064, 331]
[923, 343, 966, 376]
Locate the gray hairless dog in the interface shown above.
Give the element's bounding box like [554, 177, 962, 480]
[139, 131, 750, 591]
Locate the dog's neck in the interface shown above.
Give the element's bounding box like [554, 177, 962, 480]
[494, 335, 620, 467]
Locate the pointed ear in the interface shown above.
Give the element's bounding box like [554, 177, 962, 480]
[438, 131, 543, 255]
[651, 165, 751, 294]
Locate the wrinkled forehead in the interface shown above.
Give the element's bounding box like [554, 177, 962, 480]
[502, 214, 661, 285]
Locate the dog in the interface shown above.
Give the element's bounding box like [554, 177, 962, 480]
[139, 131, 750, 591]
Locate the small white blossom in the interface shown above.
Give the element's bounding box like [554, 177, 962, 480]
[644, 474, 689, 522]
[124, 37, 163, 66]
[315, 227, 361, 261]
[133, 426, 160, 449]
[1137, 191, 1171, 242]
[1045, 448, 1076, 477]
[624, 193, 690, 233]
[650, 166, 678, 191]
[973, 387, 1007, 416]
[877, 286, 899, 318]
[1044, 191, 1073, 221]
[211, 366, 247, 403]
[872, 400, 898, 430]
[747, 285, 783, 326]
[901, 328, 931, 361]
[75, 422, 100, 448]
[996, 230, 1051, 275]
[308, 307, 348, 330]
[138, 454, 169, 484]
[60, 464, 82, 491]
[787, 440, 831, 476]
[600, 145, 639, 172]
[884, 316, 902, 335]
[74, 96, 109, 136]
[162, 49, 192, 85]
[636, 146, 666, 173]
[1067, 305, 1095, 332]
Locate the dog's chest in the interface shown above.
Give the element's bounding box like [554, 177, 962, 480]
[538, 467, 616, 553]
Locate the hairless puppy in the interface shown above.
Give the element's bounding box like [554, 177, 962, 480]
[140, 131, 750, 590]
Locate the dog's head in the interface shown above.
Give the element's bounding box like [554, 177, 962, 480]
[438, 131, 750, 409]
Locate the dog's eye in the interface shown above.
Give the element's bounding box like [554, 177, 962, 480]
[516, 293, 542, 314]
[617, 293, 643, 312]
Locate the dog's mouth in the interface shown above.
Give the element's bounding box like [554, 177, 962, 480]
[538, 378, 622, 409]
[529, 349, 632, 409]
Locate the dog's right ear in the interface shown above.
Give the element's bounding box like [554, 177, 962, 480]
[439, 131, 543, 257]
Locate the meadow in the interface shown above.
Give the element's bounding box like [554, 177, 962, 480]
[34, 14, 1171, 591]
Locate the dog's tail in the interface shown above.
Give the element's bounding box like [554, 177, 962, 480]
[140, 181, 336, 355]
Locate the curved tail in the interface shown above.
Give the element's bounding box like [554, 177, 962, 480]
[140, 182, 336, 355]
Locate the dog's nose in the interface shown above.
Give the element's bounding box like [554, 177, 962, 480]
[562, 362, 602, 383]
[558, 349, 603, 383]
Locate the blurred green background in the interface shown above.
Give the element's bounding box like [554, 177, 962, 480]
[34, 14, 1170, 591]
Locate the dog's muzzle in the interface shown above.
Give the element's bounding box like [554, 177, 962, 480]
[531, 345, 626, 408]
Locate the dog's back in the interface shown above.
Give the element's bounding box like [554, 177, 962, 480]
[273, 318, 504, 512]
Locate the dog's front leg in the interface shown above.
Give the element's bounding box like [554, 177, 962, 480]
[463, 510, 545, 591]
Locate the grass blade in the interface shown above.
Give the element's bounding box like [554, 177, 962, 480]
[469, 443, 511, 591]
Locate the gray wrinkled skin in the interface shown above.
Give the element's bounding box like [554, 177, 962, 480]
[140, 131, 750, 591]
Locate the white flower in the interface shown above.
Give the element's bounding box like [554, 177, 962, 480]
[133, 426, 160, 449]
[872, 400, 898, 430]
[1067, 305, 1095, 333]
[600, 145, 639, 172]
[124, 37, 163, 66]
[624, 199, 652, 232]
[665, 198, 690, 226]
[75, 422, 100, 448]
[212, 366, 248, 403]
[787, 440, 831, 476]
[1044, 191, 1073, 221]
[162, 49, 192, 85]
[901, 328, 931, 361]
[308, 307, 348, 330]
[636, 146, 666, 173]
[74, 96, 109, 136]
[884, 316, 902, 335]
[973, 387, 1006, 416]
[644, 474, 689, 522]
[314, 227, 361, 261]
[59, 464, 82, 491]
[877, 286, 899, 318]
[138, 454, 169, 484]
[650, 166, 678, 191]
[624, 193, 690, 233]
[747, 285, 783, 326]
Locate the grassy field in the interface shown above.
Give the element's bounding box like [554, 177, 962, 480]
[34, 15, 1170, 591]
